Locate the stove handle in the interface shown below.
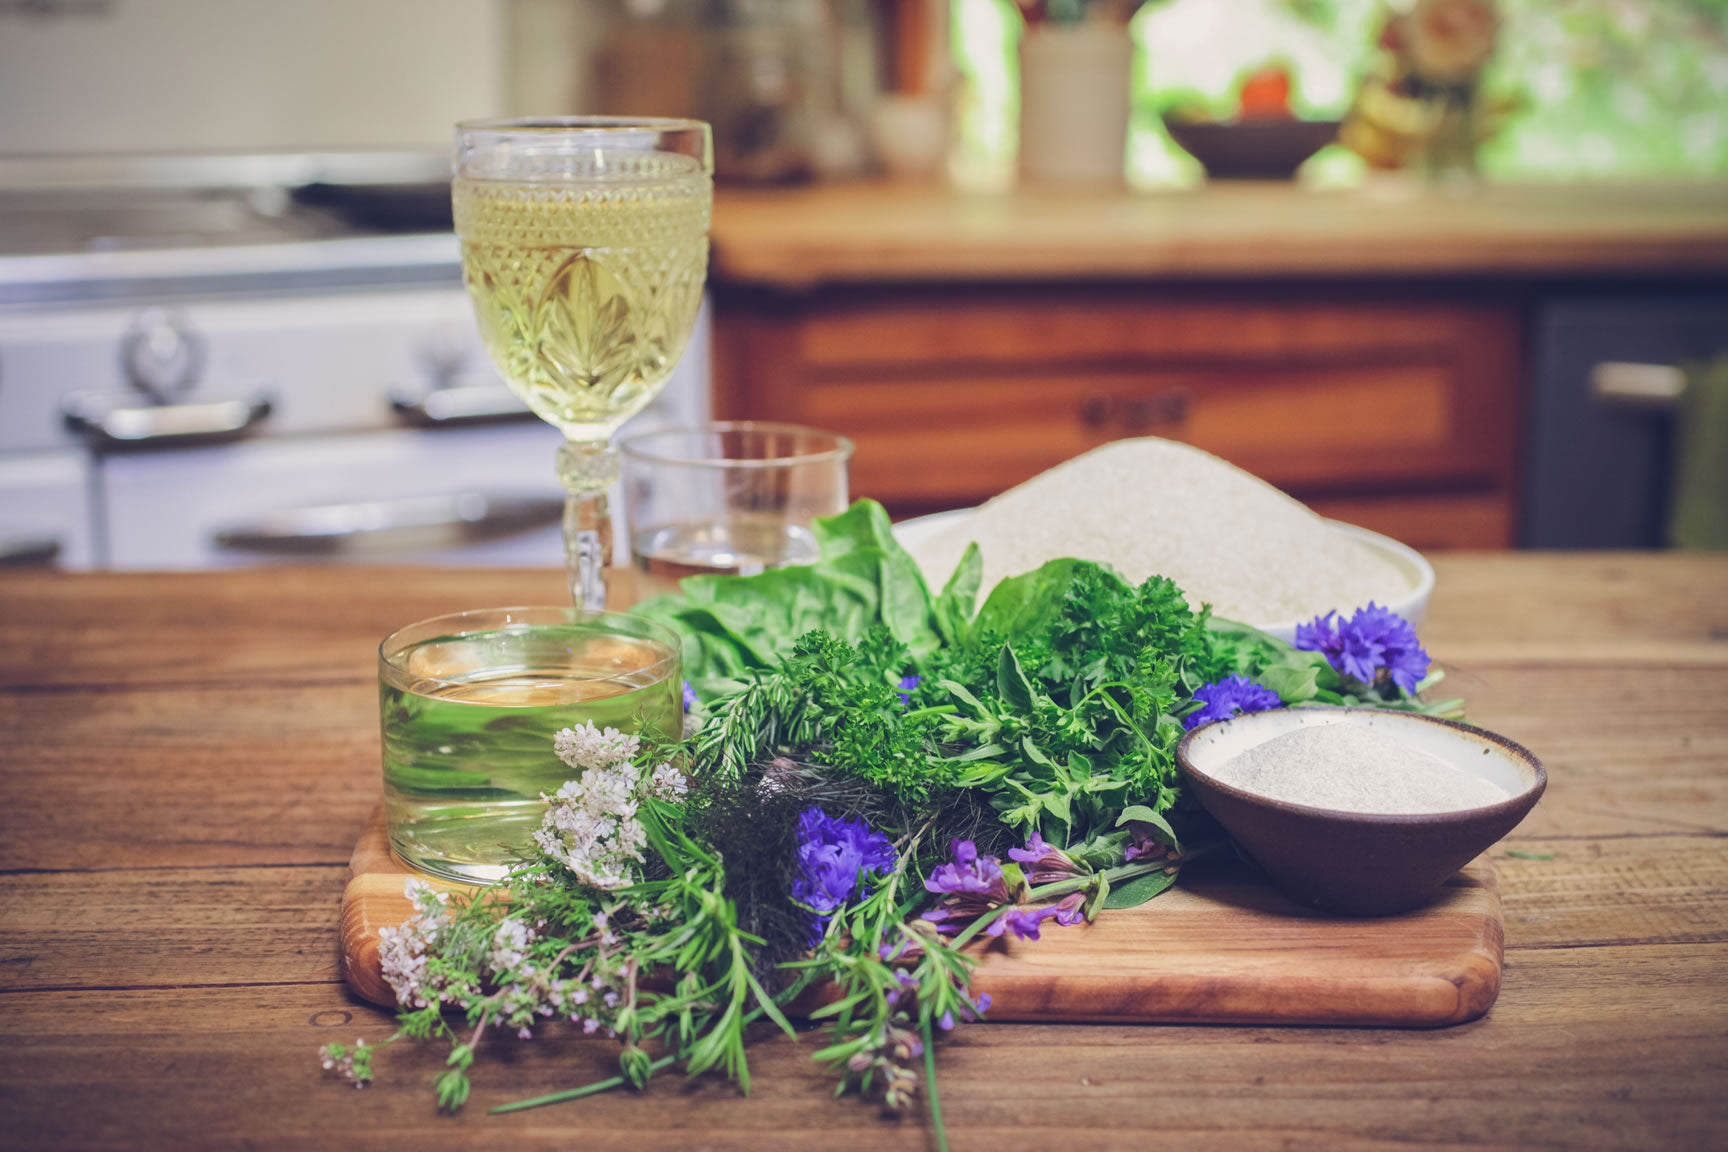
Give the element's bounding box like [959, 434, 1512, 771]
[211, 492, 563, 556]
[0, 536, 61, 567]
[64, 394, 274, 451]
[390, 380, 537, 428]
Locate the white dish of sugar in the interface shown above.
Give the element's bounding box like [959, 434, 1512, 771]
[1184, 709, 1532, 817]
[1208, 722, 1510, 814]
[891, 438, 1434, 641]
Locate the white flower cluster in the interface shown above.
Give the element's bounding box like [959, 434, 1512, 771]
[647, 761, 689, 802]
[489, 916, 536, 974]
[554, 722, 641, 771]
[319, 1039, 372, 1087]
[377, 879, 453, 1010]
[532, 722, 687, 891]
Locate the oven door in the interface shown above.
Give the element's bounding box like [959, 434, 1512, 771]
[0, 451, 95, 567]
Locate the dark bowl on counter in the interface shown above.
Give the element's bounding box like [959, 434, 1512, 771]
[1177, 708, 1545, 916]
[1162, 116, 1342, 181]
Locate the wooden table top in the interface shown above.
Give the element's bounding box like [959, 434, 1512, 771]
[710, 180, 1728, 288]
[2, 556, 1726, 1150]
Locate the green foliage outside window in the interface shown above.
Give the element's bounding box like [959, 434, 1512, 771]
[948, 0, 1728, 185]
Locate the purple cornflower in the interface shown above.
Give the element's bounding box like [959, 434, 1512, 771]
[1295, 603, 1430, 695]
[1007, 831, 1086, 885]
[1184, 675, 1283, 730]
[792, 808, 896, 946]
[896, 674, 921, 706]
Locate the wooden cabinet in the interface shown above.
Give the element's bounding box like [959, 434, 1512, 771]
[712, 283, 1523, 549]
[706, 180, 1728, 552]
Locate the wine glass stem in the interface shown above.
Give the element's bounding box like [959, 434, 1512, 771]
[556, 438, 620, 611]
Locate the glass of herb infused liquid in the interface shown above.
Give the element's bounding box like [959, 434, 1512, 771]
[452, 117, 713, 610]
[379, 607, 682, 883]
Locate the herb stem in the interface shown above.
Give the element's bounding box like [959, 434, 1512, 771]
[921, 1010, 949, 1152]
[490, 1053, 680, 1113]
[491, 973, 820, 1115]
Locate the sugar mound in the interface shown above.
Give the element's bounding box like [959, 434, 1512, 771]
[1209, 723, 1511, 815]
[900, 437, 1413, 628]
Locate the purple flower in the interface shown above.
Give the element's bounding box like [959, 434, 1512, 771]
[681, 680, 698, 711]
[921, 839, 1015, 936]
[936, 988, 993, 1032]
[922, 838, 1086, 942]
[925, 839, 1009, 898]
[882, 968, 921, 1011]
[988, 904, 1061, 941]
[1051, 892, 1087, 926]
[1007, 832, 1085, 885]
[1124, 822, 1172, 863]
[1184, 675, 1283, 730]
[896, 674, 921, 706]
[793, 808, 896, 945]
[1296, 603, 1430, 696]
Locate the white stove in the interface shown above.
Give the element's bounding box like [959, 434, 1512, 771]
[0, 226, 710, 570]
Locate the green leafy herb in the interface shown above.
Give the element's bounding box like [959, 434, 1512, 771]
[333, 498, 1465, 1139]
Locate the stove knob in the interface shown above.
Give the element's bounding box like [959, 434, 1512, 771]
[121, 308, 203, 404]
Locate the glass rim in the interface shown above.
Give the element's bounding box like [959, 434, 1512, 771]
[456, 115, 712, 137]
[617, 421, 855, 470]
[378, 605, 681, 689]
[454, 116, 713, 179]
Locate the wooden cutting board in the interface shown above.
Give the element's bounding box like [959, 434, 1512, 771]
[340, 808, 1503, 1028]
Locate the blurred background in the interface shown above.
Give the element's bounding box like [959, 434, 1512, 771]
[1, 0, 1724, 571]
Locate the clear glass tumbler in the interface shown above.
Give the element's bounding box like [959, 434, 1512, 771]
[619, 421, 854, 601]
[378, 606, 682, 883]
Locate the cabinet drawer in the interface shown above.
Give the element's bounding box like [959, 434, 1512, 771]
[800, 359, 1495, 507]
[712, 288, 1522, 546]
[801, 298, 1472, 369]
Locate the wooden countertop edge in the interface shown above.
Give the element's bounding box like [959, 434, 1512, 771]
[711, 235, 1728, 289]
[709, 180, 1728, 288]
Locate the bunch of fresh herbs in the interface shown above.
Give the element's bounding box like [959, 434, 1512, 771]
[326, 500, 1459, 1144]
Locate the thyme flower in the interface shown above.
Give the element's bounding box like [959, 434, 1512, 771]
[377, 879, 453, 1009]
[533, 722, 686, 891]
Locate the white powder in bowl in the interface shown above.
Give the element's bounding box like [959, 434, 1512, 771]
[901, 437, 1412, 628]
[1208, 723, 1511, 815]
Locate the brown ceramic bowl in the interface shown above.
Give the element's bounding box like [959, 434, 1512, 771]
[1177, 708, 1545, 916]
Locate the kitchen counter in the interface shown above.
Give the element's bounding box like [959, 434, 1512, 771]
[2, 557, 1726, 1149]
[711, 180, 1728, 288]
[705, 180, 1728, 545]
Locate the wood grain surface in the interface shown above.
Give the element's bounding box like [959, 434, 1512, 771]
[340, 808, 1504, 1027]
[710, 181, 1728, 288]
[2, 557, 1725, 1150]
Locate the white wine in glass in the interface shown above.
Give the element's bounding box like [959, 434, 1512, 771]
[452, 117, 713, 609]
